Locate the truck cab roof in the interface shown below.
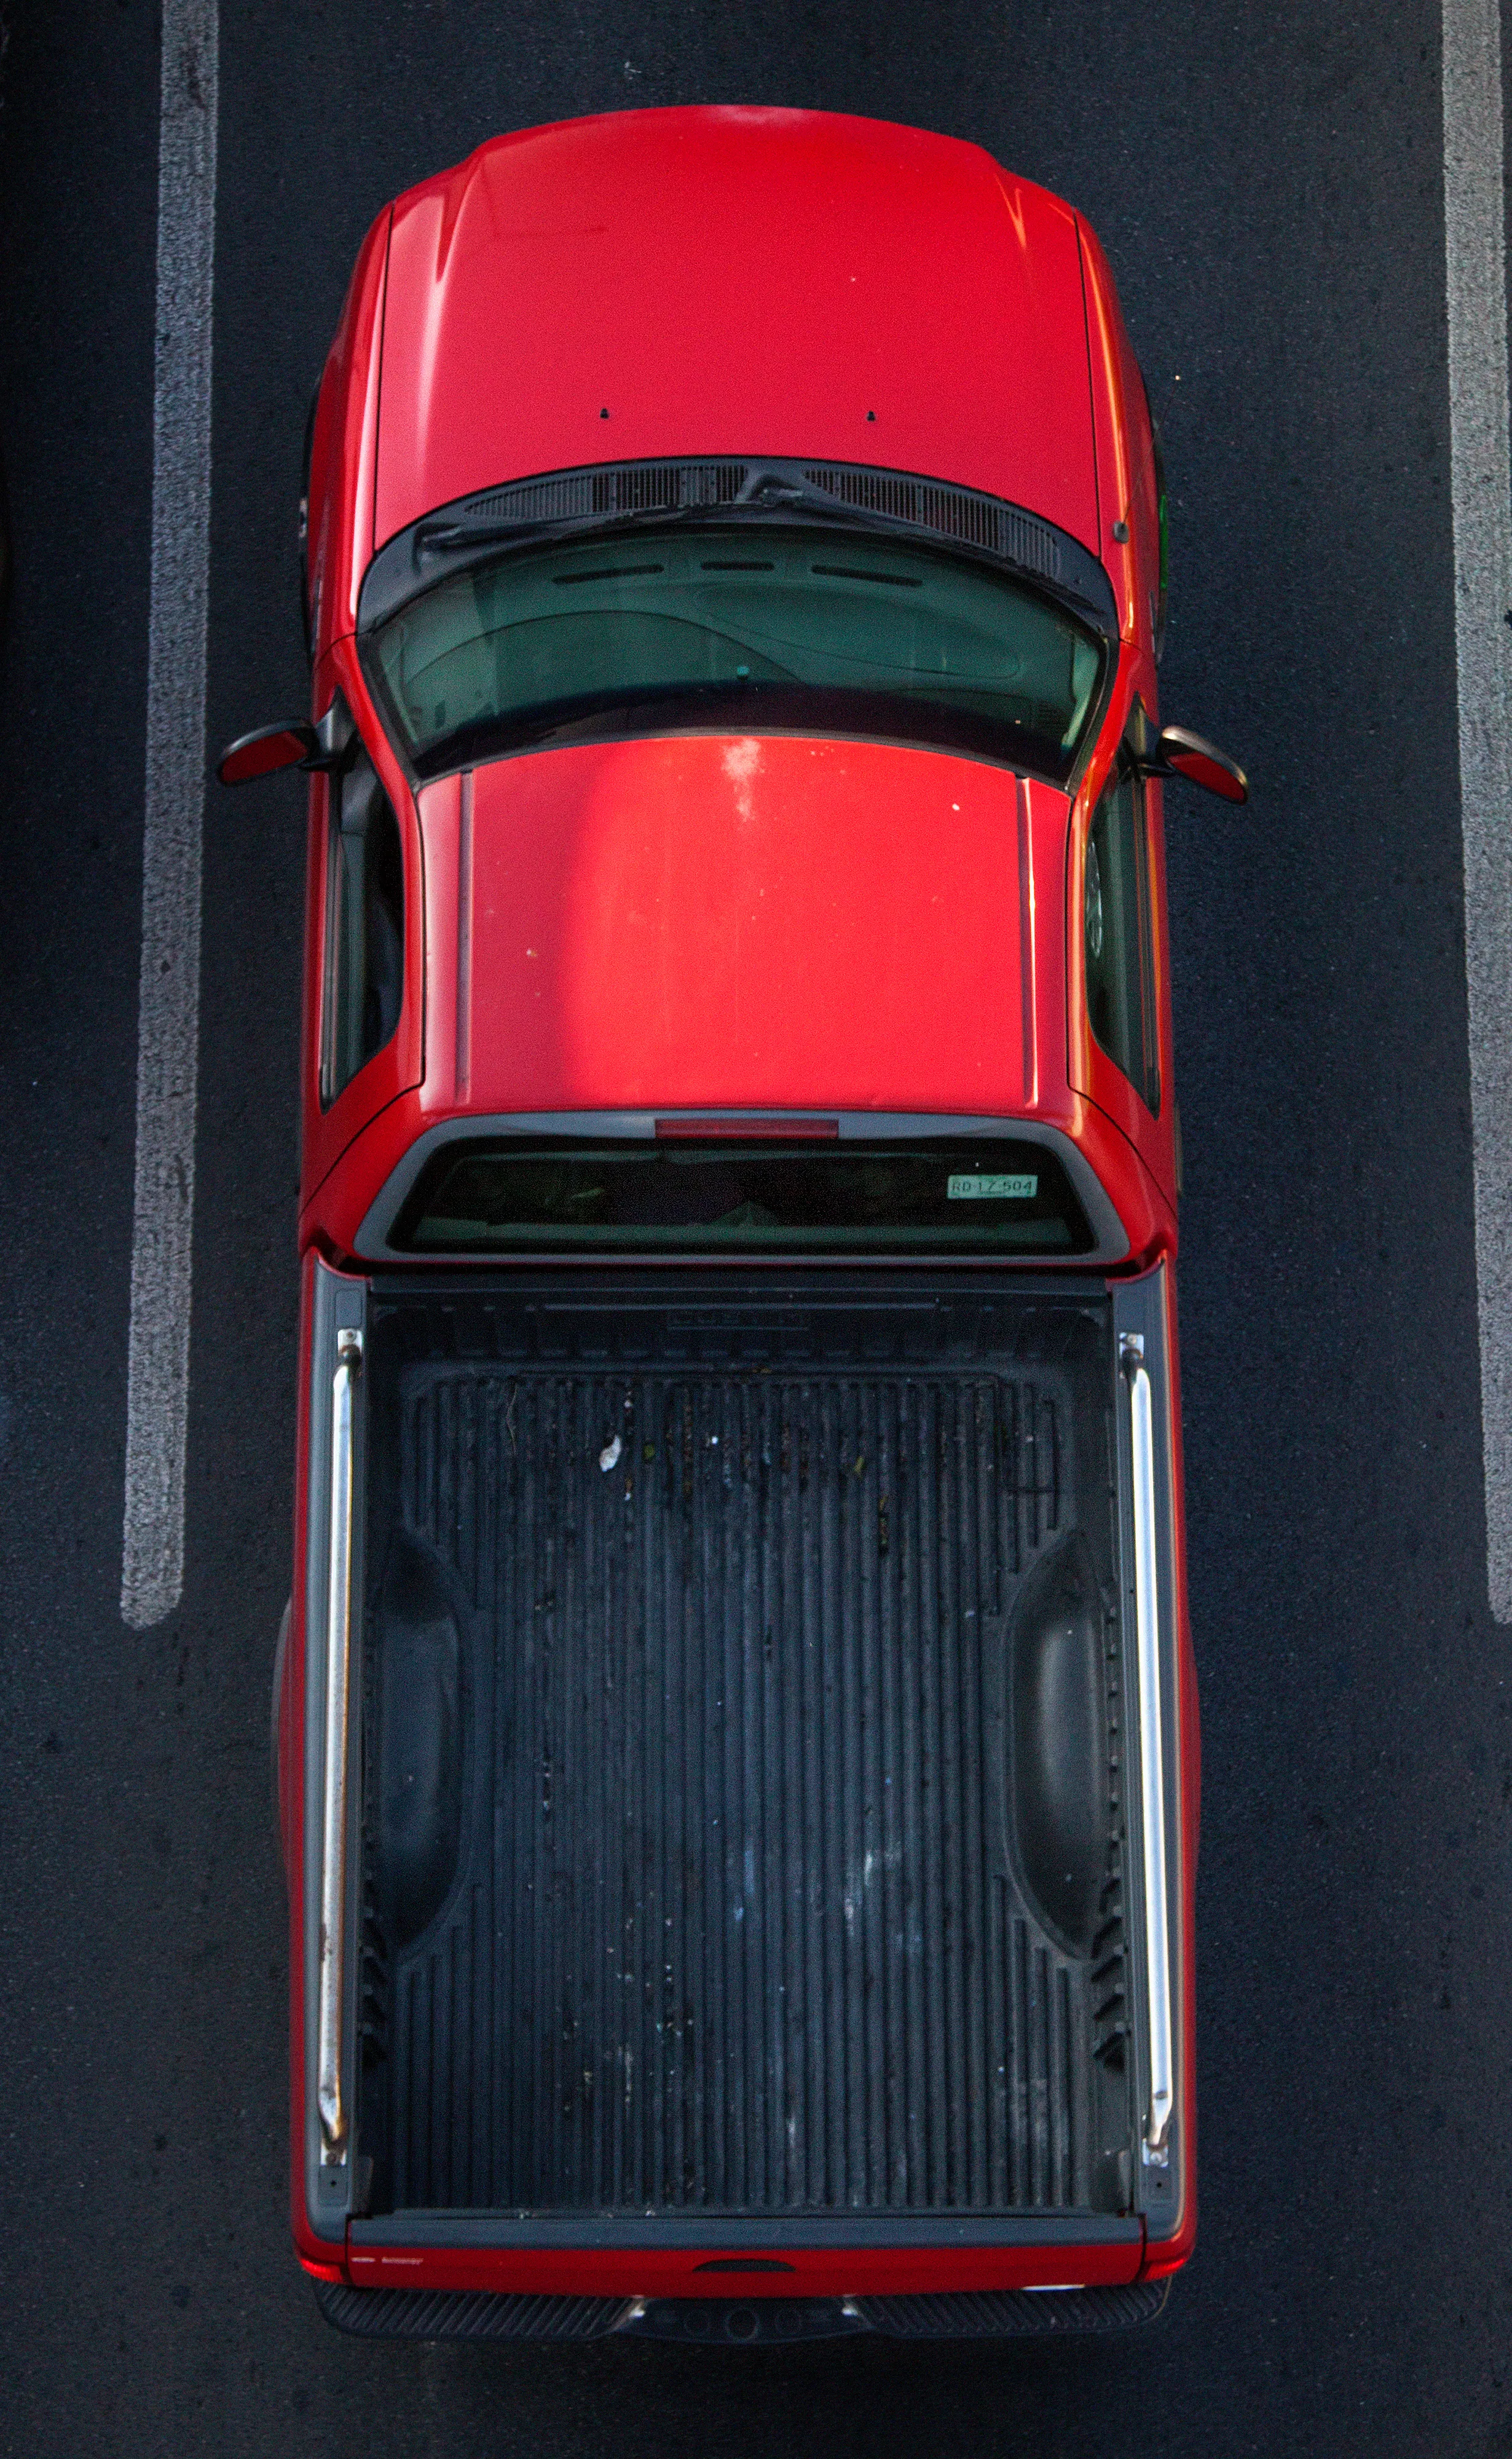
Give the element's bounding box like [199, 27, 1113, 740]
[445, 733, 1048, 1116]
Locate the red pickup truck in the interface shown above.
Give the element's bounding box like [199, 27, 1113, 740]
[224, 106, 1245, 2344]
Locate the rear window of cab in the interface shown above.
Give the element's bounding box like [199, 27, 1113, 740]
[391, 1137, 1096, 1256]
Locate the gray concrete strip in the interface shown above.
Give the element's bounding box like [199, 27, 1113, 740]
[1444, 0, 1512, 1620]
[120, 0, 218, 1629]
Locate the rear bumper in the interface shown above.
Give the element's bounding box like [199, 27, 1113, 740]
[315, 2276, 1170, 2343]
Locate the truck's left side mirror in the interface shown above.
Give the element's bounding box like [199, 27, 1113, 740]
[216, 719, 320, 786]
[1144, 724, 1248, 804]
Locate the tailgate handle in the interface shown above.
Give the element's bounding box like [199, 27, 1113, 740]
[1122, 1332, 1173, 2160]
[318, 1327, 363, 2150]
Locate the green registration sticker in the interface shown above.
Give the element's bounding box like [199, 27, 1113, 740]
[947, 1172, 1039, 1201]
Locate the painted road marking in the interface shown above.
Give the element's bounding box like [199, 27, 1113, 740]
[1444, 0, 1512, 1620]
[120, 0, 218, 1630]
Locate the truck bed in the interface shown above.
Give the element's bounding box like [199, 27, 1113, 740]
[352, 1274, 1136, 2230]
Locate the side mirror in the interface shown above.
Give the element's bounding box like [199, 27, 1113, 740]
[216, 719, 322, 786]
[1144, 724, 1248, 804]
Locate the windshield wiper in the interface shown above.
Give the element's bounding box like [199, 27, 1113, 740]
[412, 467, 853, 565]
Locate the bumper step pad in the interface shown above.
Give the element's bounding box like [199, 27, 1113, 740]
[315, 2276, 1169, 2342]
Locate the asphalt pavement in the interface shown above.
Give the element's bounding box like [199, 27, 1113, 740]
[0, 2, 1505, 2452]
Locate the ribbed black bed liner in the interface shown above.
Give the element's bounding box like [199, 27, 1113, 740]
[358, 1280, 1128, 2222]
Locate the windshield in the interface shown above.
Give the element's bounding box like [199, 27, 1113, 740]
[366, 524, 1105, 782]
[390, 1137, 1096, 1257]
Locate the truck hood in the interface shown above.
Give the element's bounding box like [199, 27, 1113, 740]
[443, 733, 1064, 1118]
[375, 107, 1100, 555]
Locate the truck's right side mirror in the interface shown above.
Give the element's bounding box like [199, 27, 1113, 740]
[1143, 724, 1248, 803]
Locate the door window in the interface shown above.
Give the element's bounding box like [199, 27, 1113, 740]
[1084, 758, 1159, 1115]
[321, 739, 404, 1108]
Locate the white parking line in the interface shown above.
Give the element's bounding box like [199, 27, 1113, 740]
[1444, 0, 1512, 1622]
[120, 0, 218, 1630]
